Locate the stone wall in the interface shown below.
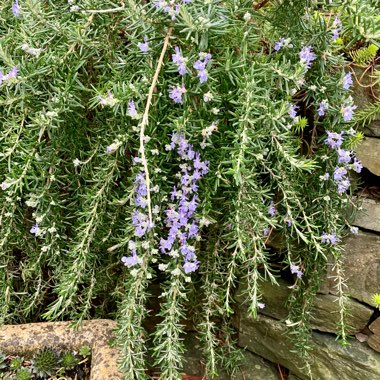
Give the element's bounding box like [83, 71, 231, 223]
[234, 71, 380, 379]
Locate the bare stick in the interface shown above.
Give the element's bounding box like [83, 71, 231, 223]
[82, 7, 125, 14]
[140, 28, 172, 225]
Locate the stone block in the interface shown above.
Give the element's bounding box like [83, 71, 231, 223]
[325, 231, 380, 305]
[368, 318, 380, 353]
[0, 320, 122, 380]
[237, 278, 372, 334]
[354, 198, 380, 233]
[355, 137, 380, 177]
[181, 333, 280, 379]
[237, 313, 380, 380]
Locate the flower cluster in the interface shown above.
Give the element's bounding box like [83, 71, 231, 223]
[138, 36, 149, 54]
[30, 224, 40, 236]
[342, 72, 353, 90]
[321, 232, 340, 245]
[340, 104, 357, 122]
[127, 100, 138, 118]
[172, 46, 187, 76]
[121, 170, 155, 267]
[288, 103, 299, 119]
[324, 130, 362, 194]
[290, 264, 304, 278]
[332, 16, 342, 42]
[274, 37, 292, 51]
[169, 85, 186, 104]
[122, 240, 143, 267]
[98, 90, 118, 107]
[317, 100, 329, 116]
[12, 0, 20, 17]
[153, 0, 192, 21]
[160, 133, 209, 273]
[193, 53, 212, 84]
[169, 47, 212, 104]
[0, 67, 18, 85]
[268, 201, 277, 217]
[299, 46, 316, 70]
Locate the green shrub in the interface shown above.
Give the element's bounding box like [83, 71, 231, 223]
[0, 0, 376, 378]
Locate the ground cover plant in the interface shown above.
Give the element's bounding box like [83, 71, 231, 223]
[0, 0, 379, 379]
[0, 345, 91, 380]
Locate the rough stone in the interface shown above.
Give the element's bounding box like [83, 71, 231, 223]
[354, 198, 380, 233]
[325, 231, 380, 305]
[369, 317, 380, 335]
[0, 320, 123, 380]
[312, 293, 372, 334]
[368, 318, 380, 353]
[356, 332, 370, 343]
[231, 350, 281, 380]
[237, 278, 372, 334]
[368, 334, 380, 353]
[182, 333, 280, 379]
[362, 121, 380, 138]
[287, 374, 302, 380]
[355, 137, 380, 177]
[237, 313, 380, 380]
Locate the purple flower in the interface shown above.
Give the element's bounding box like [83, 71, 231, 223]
[128, 100, 138, 117]
[337, 178, 350, 194]
[337, 149, 351, 164]
[320, 233, 329, 243]
[299, 46, 316, 69]
[193, 53, 212, 84]
[183, 260, 199, 273]
[197, 69, 208, 83]
[332, 16, 342, 42]
[263, 228, 270, 237]
[325, 131, 344, 149]
[274, 37, 285, 51]
[333, 166, 347, 182]
[342, 72, 353, 90]
[268, 201, 276, 217]
[274, 37, 292, 51]
[258, 302, 266, 309]
[340, 104, 357, 122]
[122, 253, 143, 267]
[154, 0, 189, 20]
[160, 132, 209, 274]
[317, 100, 328, 116]
[329, 233, 340, 245]
[288, 103, 299, 119]
[98, 90, 117, 107]
[352, 158, 362, 173]
[169, 85, 186, 104]
[137, 36, 149, 53]
[12, 0, 20, 17]
[6, 66, 18, 80]
[172, 46, 187, 76]
[321, 232, 340, 245]
[30, 224, 39, 235]
[290, 264, 304, 278]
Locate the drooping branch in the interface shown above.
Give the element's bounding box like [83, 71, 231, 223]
[139, 28, 172, 225]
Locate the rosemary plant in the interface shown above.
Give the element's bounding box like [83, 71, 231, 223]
[0, 0, 373, 379]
